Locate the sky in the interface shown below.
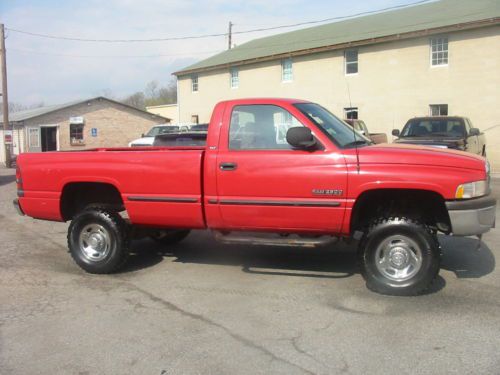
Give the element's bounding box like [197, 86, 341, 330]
[1, 0, 428, 106]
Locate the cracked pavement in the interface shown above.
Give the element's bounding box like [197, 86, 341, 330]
[1, 168, 499, 374]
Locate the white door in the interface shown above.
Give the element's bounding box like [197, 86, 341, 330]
[26, 127, 42, 153]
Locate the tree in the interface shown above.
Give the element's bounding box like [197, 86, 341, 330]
[121, 78, 177, 110]
[0, 101, 44, 115]
[122, 92, 146, 109]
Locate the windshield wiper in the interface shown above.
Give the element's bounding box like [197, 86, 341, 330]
[344, 140, 370, 148]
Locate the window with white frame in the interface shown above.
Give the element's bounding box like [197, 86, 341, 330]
[281, 58, 293, 82]
[345, 50, 358, 75]
[230, 68, 239, 88]
[28, 128, 40, 148]
[430, 37, 448, 66]
[430, 104, 448, 116]
[191, 75, 199, 92]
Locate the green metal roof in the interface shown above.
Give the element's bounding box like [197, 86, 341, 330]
[175, 0, 500, 75]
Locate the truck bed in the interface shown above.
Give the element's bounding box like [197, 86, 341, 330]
[17, 147, 207, 228]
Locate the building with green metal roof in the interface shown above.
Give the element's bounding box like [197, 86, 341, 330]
[173, 0, 500, 170]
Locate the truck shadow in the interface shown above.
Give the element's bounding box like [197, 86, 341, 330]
[439, 235, 496, 278]
[0, 173, 15, 186]
[122, 231, 495, 293]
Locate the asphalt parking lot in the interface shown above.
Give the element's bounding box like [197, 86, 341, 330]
[0, 167, 499, 375]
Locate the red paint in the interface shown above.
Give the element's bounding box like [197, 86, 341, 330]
[16, 98, 487, 235]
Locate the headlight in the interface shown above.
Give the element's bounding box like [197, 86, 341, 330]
[455, 180, 489, 199]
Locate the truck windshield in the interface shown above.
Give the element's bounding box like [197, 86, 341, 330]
[401, 119, 465, 137]
[294, 103, 371, 148]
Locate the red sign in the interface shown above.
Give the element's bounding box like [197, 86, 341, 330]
[4, 130, 13, 145]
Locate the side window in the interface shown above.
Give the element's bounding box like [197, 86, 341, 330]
[229, 105, 303, 150]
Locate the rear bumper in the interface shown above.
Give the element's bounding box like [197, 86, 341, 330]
[446, 195, 496, 236]
[13, 199, 25, 216]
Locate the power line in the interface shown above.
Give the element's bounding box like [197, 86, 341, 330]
[5, 0, 435, 43]
[233, 0, 435, 34]
[8, 47, 223, 59]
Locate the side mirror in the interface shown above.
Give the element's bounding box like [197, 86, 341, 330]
[359, 130, 366, 136]
[141, 133, 145, 138]
[392, 129, 400, 137]
[469, 128, 480, 136]
[286, 127, 317, 150]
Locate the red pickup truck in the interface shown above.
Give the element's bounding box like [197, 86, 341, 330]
[14, 98, 496, 295]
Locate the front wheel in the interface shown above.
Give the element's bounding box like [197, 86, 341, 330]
[358, 217, 440, 296]
[67, 208, 130, 274]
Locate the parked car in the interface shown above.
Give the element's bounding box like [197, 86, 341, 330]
[392, 116, 486, 156]
[153, 131, 207, 147]
[128, 125, 180, 147]
[14, 98, 495, 296]
[344, 119, 388, 144]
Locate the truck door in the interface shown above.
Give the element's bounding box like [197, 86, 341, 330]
[215, 103, 347, 233]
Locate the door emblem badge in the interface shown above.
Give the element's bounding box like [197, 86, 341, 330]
[312, 189, 343, 196]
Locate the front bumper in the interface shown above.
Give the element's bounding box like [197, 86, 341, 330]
[13, 199, 25, 216]
[446, 194, 496, 236]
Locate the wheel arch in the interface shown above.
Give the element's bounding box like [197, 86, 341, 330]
[350, 188, 451, 234]
[60, 181, 125, 221]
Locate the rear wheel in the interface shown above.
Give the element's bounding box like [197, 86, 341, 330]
[358, 217, 440, 296]
[68, 208, 130, 274]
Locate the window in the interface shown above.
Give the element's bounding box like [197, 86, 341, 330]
[191, 75, 199, 92]
[28, 128, 40, 148]
[70, 123, 84, 144]
[191, 115, 199, 124]
[281, 58, 293, 82]
[430, 104, 448, 116]
[430, 37, 448, 66]
[345, 50, 358, 75]
[294, 103, 369, 148]
[344, 107, 358, 120]
[230, 68, 239, 88]
[229, 105, 303, 150]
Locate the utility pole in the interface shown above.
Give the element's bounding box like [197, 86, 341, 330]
[1, 23, 11, 168]
[228, 21, 233, 50]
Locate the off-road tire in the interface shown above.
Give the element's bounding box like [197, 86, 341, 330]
[358, 217, 440, 296]
[68, 207, 130, 274]
[150, 230, 191, 245]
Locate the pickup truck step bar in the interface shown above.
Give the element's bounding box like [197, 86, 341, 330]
[213, 231, 337, 248]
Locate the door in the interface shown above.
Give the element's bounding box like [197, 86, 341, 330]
[41, 127, 58, 151]
[215, 103, 347, 233]
[464, 118, 479, 154]
[26, 127, 41, 153]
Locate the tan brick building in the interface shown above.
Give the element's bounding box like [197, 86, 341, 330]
[174, 0, 500, 171]
[0, 97, 169, 162]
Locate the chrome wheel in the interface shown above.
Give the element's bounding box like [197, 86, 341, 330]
[78, 224, 111, 262]
[374, 235, 422, 282]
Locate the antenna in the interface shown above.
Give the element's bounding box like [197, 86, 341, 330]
[345, 79, 360, 173]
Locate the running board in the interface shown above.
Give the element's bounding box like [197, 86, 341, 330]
[213, 231, 337, 248]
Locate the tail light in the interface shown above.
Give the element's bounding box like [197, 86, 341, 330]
[16, 167, 24, 197]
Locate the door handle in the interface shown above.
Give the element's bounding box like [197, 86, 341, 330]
[219, 162, 237, 171]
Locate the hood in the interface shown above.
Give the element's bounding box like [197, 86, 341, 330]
[356, 143, 485, 171]
[129, 136, 154, 146]
[394, 137, 465, 150]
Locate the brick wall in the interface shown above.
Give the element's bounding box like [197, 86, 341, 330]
[22, 98, 168, 151]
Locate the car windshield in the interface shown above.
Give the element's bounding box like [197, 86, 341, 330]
[294, 103, 371, 148]
[145, 126, 179, 137]
[401, 119, 465, 137]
